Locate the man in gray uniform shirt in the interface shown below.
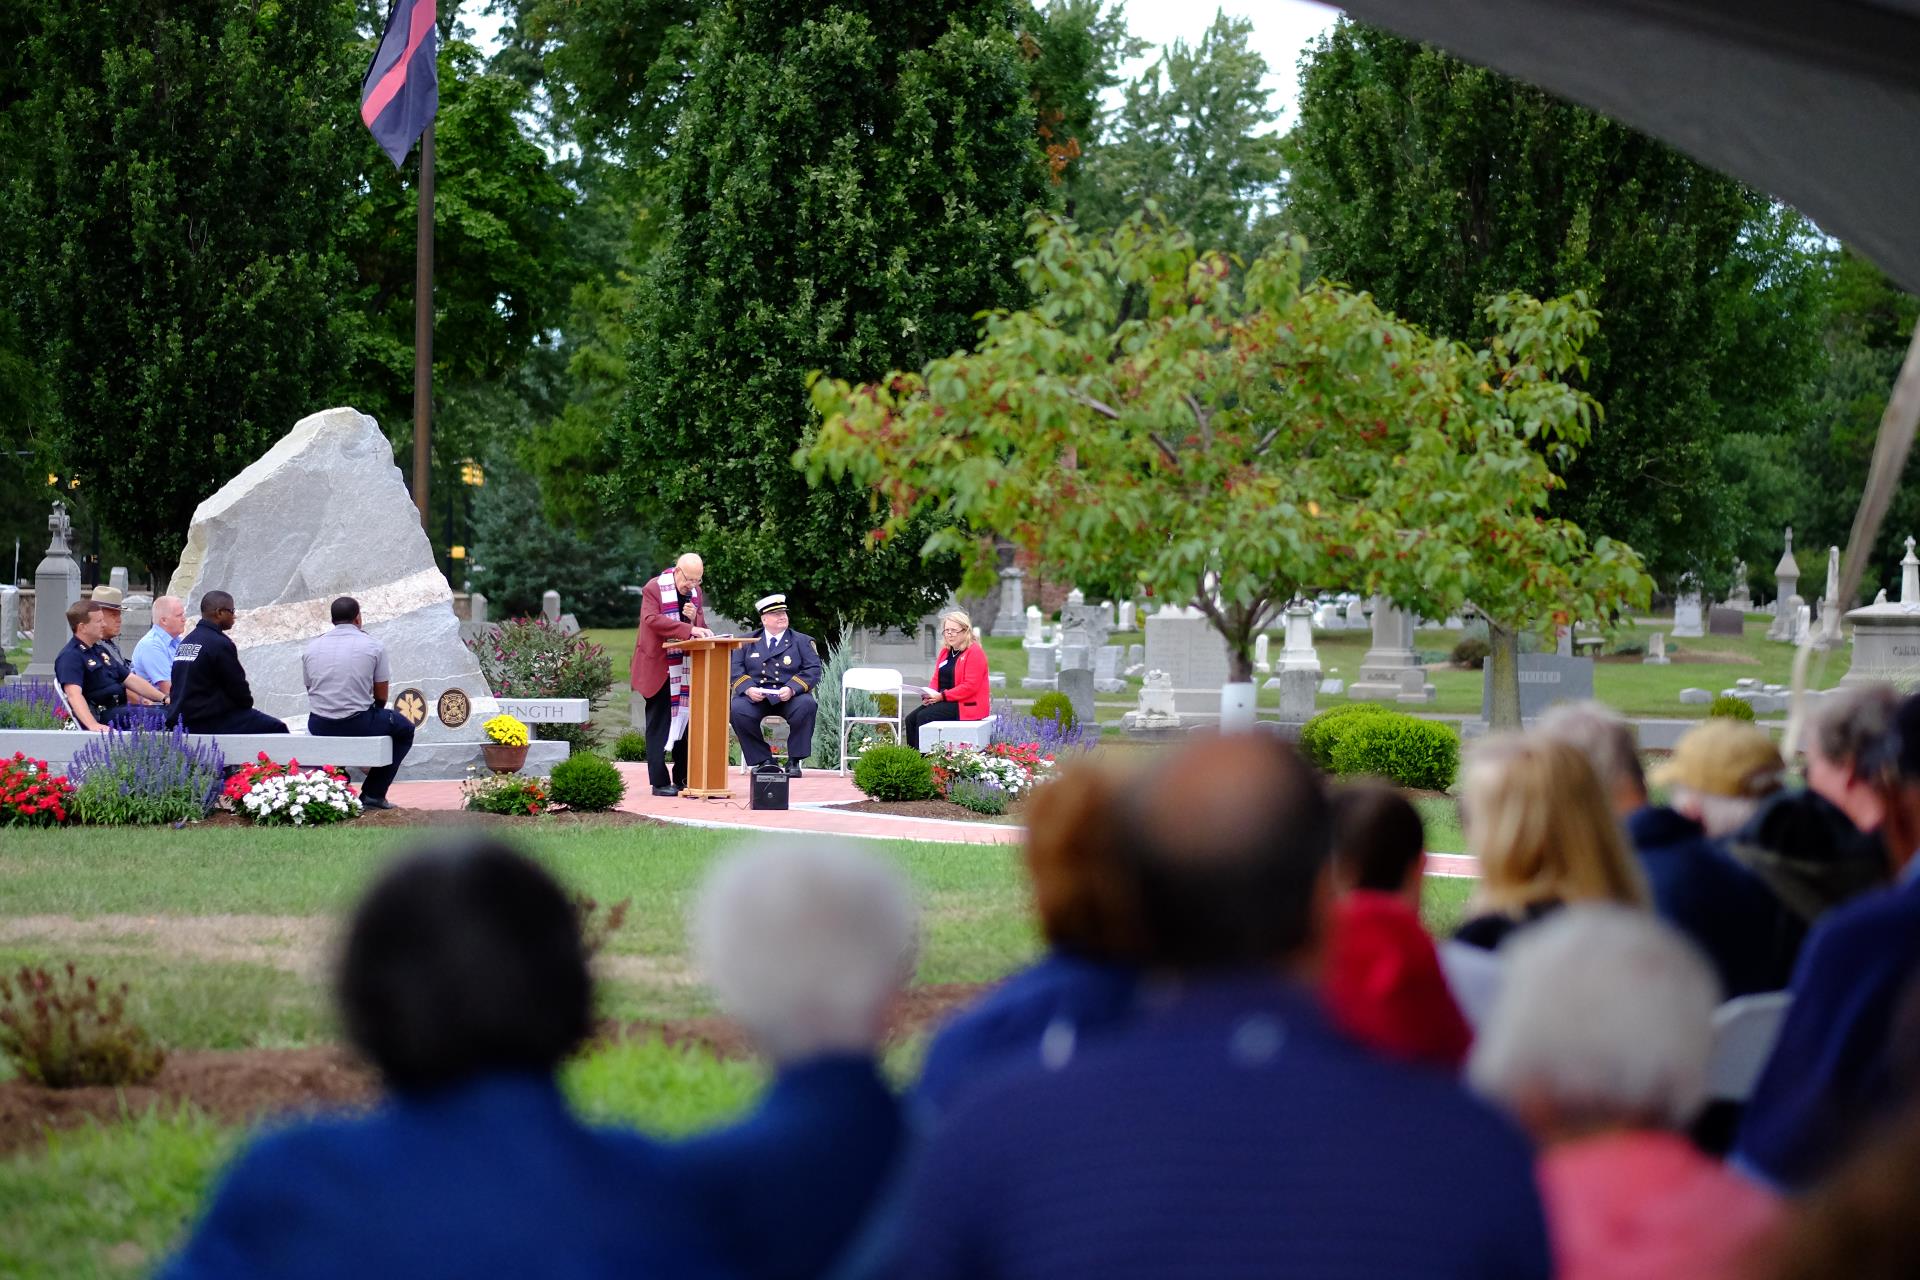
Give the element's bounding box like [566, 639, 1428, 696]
[302, 596, 414, 809]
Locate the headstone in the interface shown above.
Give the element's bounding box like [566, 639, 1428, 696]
[1121, 670, 1182, 735]
[1021, 641, 1058, 690]
[1057, 666, 1095, 732]
[1059, 642, 1090, 672]
[1816, 545, 1845, 651]
[1273, 669, 1317, 722]
[1253, 633, 1272, 674]
[1093, 645, 1127, 693]
[1059, 592, 1111, 651]
[1768, 528, 1802, 641]
[1314, 601, 1341, 631]
[26, 502, 81, 678]
[1144, 605, 1234, 715]
[1023, 604, 1043, 645]
[0, 586, 18, 652]
[1116, 601, 1137, 631]
[1443, 615, 1466, 631]
[1672, 588, 1706, 639]
[1342, 598, 1368, 631]
[1065, 587, 1085, 606]
[1126, 643, 1145, 669]
[557, 613, 581, 637]
[1678, 687, 1713, 705]
[1644, 632, 1669, 665]
[1726, 561, 1753, 611]
[1480, 654, 1595, 721]
[1102, 600, 1117, 627]
[164, 407, 506, 779]
[108, 566, 129, 595]
[1793, 603, 1813, 644]
[541, 590, 562, 624]
[1708, 607, 1744, 636]
[850, 612, 943, 687]
[1555, 627, 1574, 657]
[989, 566, 1027, 637]
[1349, 597, 1420, 701]
[1277, 602, 1321, 676]
[1905, 536, 1920, 604]
[469, 592, 489, 625]
[1318, 677, 1345, 697]
[121, 593, 154, 649]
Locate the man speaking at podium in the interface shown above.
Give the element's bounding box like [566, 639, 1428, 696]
[632, 553, 712, 797]
[728, 594, 822, 777]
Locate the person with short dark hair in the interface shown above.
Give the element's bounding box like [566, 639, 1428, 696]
[160, 839, 732, 1278]
[302, 596, 414, 809]
[55, 597, 164, 731]
[166, 591, 287, 735]
[915, 763, 1144, 1124]
[902, 735, 1553, 1280]
[1322, 781, 1472, 1069]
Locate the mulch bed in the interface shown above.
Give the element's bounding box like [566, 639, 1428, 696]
[828, 798, 1023, 824]
[0, 982, 989, 1156]
[192, 808, 665, 829]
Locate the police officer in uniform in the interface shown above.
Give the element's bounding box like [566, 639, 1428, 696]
[729, 594, 822, 777]
[55, 598, 165, 731]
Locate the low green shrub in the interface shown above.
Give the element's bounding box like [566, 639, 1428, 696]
[1030, 690, 1077, 733]
[853, 744, 938, 801]
[1298, 702, 1397, 771]
[0, 963, 165, 1087]
[1450, 637, 1490, 669]
[549, 752, 627, 812]
[612, 731, 648, 763]
[873, 692, 900, 719]
[1710, 695, 1756, 721]
[1328, 713, 1460, 791]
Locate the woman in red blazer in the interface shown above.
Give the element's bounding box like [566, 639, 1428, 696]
[903, 611, 992, 750]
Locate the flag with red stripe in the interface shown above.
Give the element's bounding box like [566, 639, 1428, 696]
[361, 0, 439, 168]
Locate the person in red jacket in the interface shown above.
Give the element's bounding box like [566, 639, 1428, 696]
[631, 553, 713, 796]
[903, 611, 991, 750]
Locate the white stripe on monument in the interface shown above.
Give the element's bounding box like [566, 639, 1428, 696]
[229, 568, 454, 649]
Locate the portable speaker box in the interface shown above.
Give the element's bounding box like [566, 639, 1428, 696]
[750, 765, 789, 811]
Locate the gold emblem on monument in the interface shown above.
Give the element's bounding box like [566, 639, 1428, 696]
[393, 687, 429, 727]
[436, 688, 471, 728]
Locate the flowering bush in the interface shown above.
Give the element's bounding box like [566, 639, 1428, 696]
[991, 712, 1100, 756]
[948, 777, 1011, 816]
[928, 741, 1054, 799]
[239, 770, 363, 826]
[67, 725, 224, 825]
[463, 770, 550, 816]
[0, 963, 164, 1087]
[484, 714, 529, 747]
[0, 683, 67, 729]
[467, 617, 612, 749]
[0, 754, 73, 825]
[223, 752, 351, 809]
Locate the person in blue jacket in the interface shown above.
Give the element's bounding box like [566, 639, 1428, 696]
[729, 593, 823, 777]
[670, 836, 921, 1280]
[914, 762, 1142, 1127]
[160, 839, 734, 1280]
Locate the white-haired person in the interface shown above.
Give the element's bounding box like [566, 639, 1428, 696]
[901, 611, 991, 751]
[671, 836, 921, 1280]
[1469, 906, 1781, 1280]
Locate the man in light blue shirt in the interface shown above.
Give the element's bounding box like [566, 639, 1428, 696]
[130, 595, 187, 699]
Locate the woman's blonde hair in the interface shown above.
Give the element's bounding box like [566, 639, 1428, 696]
[941, 610, 975, 648]
[1462, 734, 1649, 913]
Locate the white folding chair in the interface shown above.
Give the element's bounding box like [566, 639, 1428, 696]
[48, 678, 88, 731]
[1705, 991, 1793, 1103]
[839, 667, 905, 775]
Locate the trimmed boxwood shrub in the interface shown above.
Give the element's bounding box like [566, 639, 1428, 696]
[549, 753, 627, 812]
[1449, 637, 1490, 669]
[1709, 695, 1756, 722]
[1298, 702, 1397, 771]
[1030, 690, 1078, 733]
[612, 731, 648, 763]
[1328, 713, 1460, 791]
[853, 745, 938, 801]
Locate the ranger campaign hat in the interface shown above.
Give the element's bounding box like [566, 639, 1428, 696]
[754, 594, 788, 614]
[89, 585, 124, 611]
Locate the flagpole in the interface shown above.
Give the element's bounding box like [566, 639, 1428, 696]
[412, 120, 434, 528]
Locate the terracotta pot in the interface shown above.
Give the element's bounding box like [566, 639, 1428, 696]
[483, 743, 529, 774]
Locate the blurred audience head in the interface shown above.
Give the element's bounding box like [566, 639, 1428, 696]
[1462, 734, 1649, 913]
[1806, 684, 1900, 837]
[1023, 762, 1145, 962]
[1468, 905, 1720, 1141]
[1329, 781, 1426, 907]
[338, 838, 592, 1093]
[1764, 1106, 1920, 1280]
[1535, 700, 1647, 817]
[693, 836, 920, 1063]
[1859, 693, 1920, 877]
[1653, 718, 1786, 837]
[1120, 733, 1333, 973]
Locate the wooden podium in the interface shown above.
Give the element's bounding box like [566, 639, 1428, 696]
[663, 636, 751, 799]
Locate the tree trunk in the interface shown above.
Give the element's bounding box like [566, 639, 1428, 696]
[1487, 619, 1523, 730]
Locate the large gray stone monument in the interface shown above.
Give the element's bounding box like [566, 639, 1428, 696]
[166, 407, 554, 778]
[990, 566, 1027, 637]
[1840, 536, 1920, 688]
[1350, 598, 1429, 703]
[26, 503, 81, 678]
[1277, 602, 1321, 676]
[1767, 529, 1802, 642]
[1057, 667, 1096, 732]
[1480, 654, 1596, 721]
[1144, 604, 1233, 717]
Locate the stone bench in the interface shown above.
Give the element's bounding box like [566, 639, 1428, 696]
[0, 729, 392, 770]
[920, 717, 997, 750]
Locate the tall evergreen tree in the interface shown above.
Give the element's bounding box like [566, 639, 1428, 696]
[611, 0, 1053, 634]
[1287, 21, 1806, 583]
[2, 0, 363, 573]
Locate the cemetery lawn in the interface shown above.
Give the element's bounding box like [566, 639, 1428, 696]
[2, 820, 1475, 1277]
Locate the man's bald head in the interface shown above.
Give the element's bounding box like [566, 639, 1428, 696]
[674, 553, 704, 591]
[1121, 734, 1334, 971]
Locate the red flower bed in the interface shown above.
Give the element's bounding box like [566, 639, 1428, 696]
[0, 753, 73, 826]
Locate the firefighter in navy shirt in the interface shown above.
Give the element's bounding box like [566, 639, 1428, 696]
[729, 594, 822, 776]
[55, 599, 165, 731]
[167, 590, 288, 734]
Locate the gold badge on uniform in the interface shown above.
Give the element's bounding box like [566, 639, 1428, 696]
[783, 654, 793, 666]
